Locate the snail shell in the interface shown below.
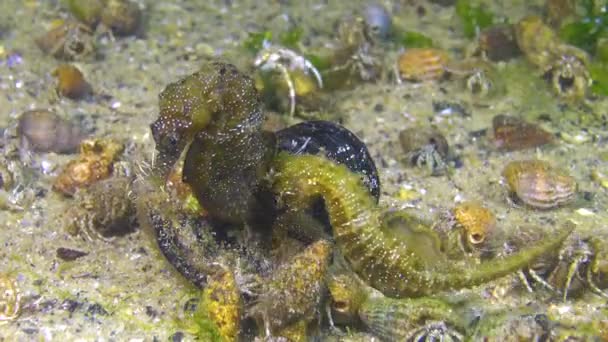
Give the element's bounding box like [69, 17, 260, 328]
[363, 3, 392, 40]
[453, 201, 495, 247]
[53, 64, 92, 99]
[18, 110, 84, 154]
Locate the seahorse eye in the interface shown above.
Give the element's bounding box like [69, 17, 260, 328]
[164, 133, 179, 149]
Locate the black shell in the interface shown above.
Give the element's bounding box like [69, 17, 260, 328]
[276, 120, 380, 201]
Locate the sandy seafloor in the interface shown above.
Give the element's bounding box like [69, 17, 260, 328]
[1, 0, 608, 340]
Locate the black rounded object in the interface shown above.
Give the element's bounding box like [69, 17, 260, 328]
[276, 120, 380, 201]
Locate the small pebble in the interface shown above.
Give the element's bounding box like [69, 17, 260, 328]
[85, 303, 108, 317]
[432, 101, 470, 117]
[60, 299, 82, 313]
[170, 332, 185, 342]
[56, 247, 88, 261]
[575, 208, 594, 216]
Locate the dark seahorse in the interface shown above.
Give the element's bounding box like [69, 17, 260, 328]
[146, 61, 275, 287]
[150, 61, 275, 225]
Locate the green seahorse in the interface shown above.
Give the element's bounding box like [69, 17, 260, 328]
[272, 152, 573, 298]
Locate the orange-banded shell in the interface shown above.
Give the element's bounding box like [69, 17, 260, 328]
[503, 160, 577, 209]
[397, 48, 449, 81]
[453, 202, 495, 247]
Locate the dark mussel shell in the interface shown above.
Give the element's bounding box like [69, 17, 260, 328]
[276, 120, 380, 201]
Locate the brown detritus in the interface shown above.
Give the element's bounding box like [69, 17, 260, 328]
[492, 114, 554, 151]
[53, 138, 125, 196]
[18, 109, 84, 154]
[62, 176, 135, 240]
[477, 25, 521, 61]
[56, 247, 89, 261]
[53, 64, 92, 99]
[35, 20, 95, 60]
[396, 48, 449, 82]
[503, 160, 577, 209]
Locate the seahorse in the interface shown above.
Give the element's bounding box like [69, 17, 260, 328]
[272, 152, 573, 298]
[150, 61, 275, 224]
